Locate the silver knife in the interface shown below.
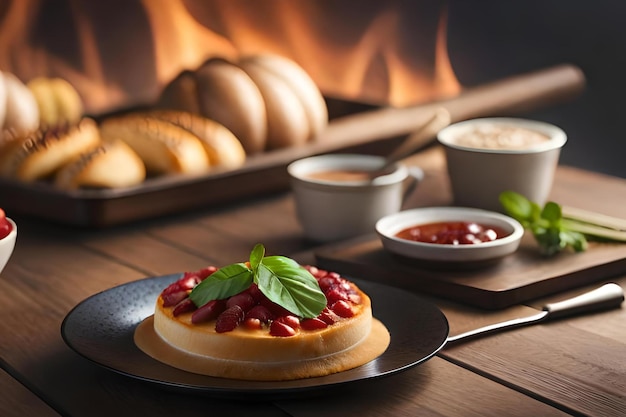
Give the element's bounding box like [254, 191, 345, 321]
[446, 283, 624, 344]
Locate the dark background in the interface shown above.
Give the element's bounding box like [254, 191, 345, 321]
[447, 1, 626, 179]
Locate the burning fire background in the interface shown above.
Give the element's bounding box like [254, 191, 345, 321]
[0, 0, 624, 178]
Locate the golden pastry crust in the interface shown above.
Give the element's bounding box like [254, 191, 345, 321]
[145, 110, 246, 169]
[135, 315, 389, 381]
[99, 115, 210, 175]
[0, 118, 99, 181]
[54, 139, 146, 190]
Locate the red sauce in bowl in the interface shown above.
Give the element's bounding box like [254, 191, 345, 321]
[395, 221, 510, 245]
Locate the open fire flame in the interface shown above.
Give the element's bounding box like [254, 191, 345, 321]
[0, 0, 461, 115]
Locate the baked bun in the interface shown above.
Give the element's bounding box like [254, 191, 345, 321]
[1, 72, 40, 136]
[146, 110, 246, 169]
[27, 77, 83, 128]
[0, 118, 100, 182]
[238, 59, 310, 150]
[195, 58, 267, 154]
[157, 70, 201, 115]
[241, 54, 328, 139]
[54, 139, 146, 190]
[157, 54, 327, 153]
[99, 115, 210, 175]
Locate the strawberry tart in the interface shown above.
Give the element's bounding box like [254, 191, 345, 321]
[134, 245, 390, 381]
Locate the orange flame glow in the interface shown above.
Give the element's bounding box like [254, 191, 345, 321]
[0, 0, 461, 114]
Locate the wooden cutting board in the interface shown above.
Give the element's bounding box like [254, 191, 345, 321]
[315, 233, 626, 309]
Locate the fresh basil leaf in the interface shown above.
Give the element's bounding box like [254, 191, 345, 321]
[254, 255, 326, 319]
[189, 263, 253, 307]
[249, 243, 264, 272]
[499, 191, 532, 222]
[541, 202, 562, 223]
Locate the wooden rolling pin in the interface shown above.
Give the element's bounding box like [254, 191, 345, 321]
[317, 64, 586, 149]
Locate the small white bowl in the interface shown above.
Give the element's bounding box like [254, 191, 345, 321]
[375, 207, 523, 265]
[0, 218, 17, 275]
[437, 117, 566, 212]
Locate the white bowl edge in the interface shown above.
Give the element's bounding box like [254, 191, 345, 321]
[375, 207, 524, 262]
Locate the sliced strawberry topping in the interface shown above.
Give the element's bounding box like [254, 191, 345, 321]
[226, 292, 256, 312]
[244, 283, 264, 302]
[317, 307, 340, 325]
[215, 305, 245, 333]
[275, 315, 300, 330]
[193, 266, 218, 280]
[243, 317, 262, 330]
[269, 320, 297, 337]
[246, 305, 274, 323]
[172, 298, 196, 316]
[331, 300, 355, 318]
[258, 294, 293, 317]
[161, 290, 189, 307]
[191, 299, 226, 324]
[325, 287, 350, 305]
[300, 317, 328, 330]
[160, 264, 364, 338]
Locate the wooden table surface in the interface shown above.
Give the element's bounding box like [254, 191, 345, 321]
[1, 147, 624, 417]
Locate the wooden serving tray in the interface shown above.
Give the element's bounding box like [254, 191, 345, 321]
[0, 66, 584, 228]
[0, 135, 401, 228]
[315, 233, 626, 309]
[0, 96, 400, 228]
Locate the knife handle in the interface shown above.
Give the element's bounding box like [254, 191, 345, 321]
[544, 283, 624, 320]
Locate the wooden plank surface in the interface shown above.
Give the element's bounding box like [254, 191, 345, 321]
[276, 358, 570, 417]
[1, 147, 625, 416]
[0, 228, 289, 417]
[0, 236, 567, 417]
[439, 275, 626, 417]
[0, 368, 61, 417]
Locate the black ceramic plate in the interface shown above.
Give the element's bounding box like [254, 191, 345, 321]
[61, 274, 449, 398]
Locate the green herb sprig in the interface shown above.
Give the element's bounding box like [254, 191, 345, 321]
[188, 244, 327, 318]
[500, 191, 626, 256]
[499, 191, 587, 256]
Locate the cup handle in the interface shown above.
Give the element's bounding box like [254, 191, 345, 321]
[402, 166, 424, 203]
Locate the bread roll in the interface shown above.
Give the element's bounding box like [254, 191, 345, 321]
[49, 78, 83, 125]
[0, 117, 100, 182]
[195, 58, 267, 154]
[146, 110, 246, 169]
[157, 70, 202, 115]
[54, 139, 146, 190]
[99, 115, 210, 175]
[2, 72, 39, 136]
[27, 77, 83, 128]
[25, 77, 57, 129]
[238, 60, 310, 150]
[241, 54, 328, 139]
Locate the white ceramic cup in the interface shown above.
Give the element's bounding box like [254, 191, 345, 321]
[437, 118, 567, 212]
[287, 154, 423, 242]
